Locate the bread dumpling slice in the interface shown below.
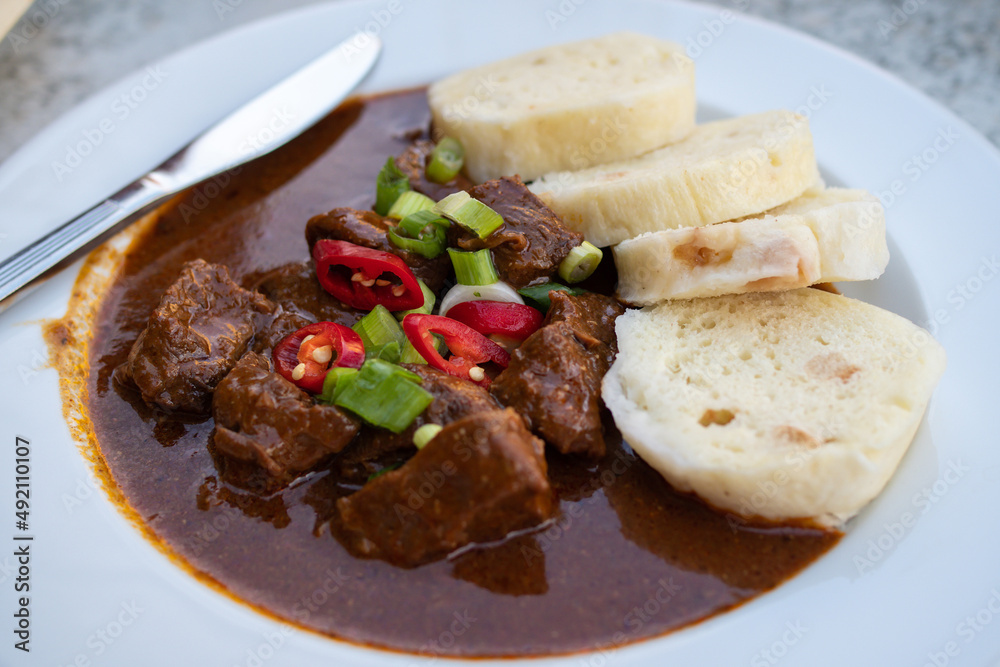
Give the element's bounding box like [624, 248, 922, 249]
[613, 187, 889, 304]
[530, 110, 819, 247]
[428, 32, 695, 183]
[602, 289, 946, 527]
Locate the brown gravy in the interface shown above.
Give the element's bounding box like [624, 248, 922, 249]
[86, 88, 839, 657]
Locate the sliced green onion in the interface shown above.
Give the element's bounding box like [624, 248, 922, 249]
[394, 279, 436, 320]
[398, 209, 450, 238]
[374, 157, 411, 216]
[389, 209, 450, 259]
[366, 462, 402, 483]
[433, 191, 469, 217]
[399, 340, 427, 365]
[391, 362, 423, 384]
[558, 241, 603, 283]
[388, 225, 446, 258]
[426, 137, 465, 183]
[371, 340, 401, 364]
[517, 282, 587, 313]
[399, 333, 446, 365]
[387, 191, 436, 220]
[331, 367, 360, 398]
[318, 367, 359, 405]
[334, 359, 433, 434]
[413, 423, 444, 449]
[353, 305, 407, 360]
[448, 248, 499, 286]
[433, 192, 504, 239]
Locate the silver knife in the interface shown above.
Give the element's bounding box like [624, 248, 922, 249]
[0, 34, 381, 304]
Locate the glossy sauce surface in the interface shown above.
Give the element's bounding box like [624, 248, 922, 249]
[87, 88, 839, 657]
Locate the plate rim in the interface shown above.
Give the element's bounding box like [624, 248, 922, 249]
[1, 2, 998, 665]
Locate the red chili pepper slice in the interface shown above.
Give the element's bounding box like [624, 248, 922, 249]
[313, 239, 424, 311]
[446, 301, 543, 342]
[401, 314, 510, 388]
[272, 321, 365, 393]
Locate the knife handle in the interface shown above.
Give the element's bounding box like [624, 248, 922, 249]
[0, 176, 170, 304]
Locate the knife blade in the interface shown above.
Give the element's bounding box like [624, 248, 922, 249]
[0, 33, 381, 305]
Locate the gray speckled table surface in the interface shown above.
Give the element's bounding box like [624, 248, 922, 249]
[0, 0, 997, 167]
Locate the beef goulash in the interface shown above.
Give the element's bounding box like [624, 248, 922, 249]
[88, 88, 840, 657]
[80, 31, 942, 659]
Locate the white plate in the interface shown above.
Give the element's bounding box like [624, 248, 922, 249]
[2, 1, 999, 665]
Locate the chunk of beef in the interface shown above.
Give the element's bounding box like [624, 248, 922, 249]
[394, 138, 472, 201]
[490, 321, 612, 458]
[115, 259, 274, 414]
[489, 292, 624, 456]
[253, 309, 311, 357]
[544, 290, 626, 365]
[450, 176, 584, 288]
[336, 408, 553, 567]
[248, 261, 365, 356]
[305, 207, 450, 291]
[212, 353, 359, 488]
[402, 363, 500, 423]
[252, 260, 365, 327]
[335, 363, 499, 482]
